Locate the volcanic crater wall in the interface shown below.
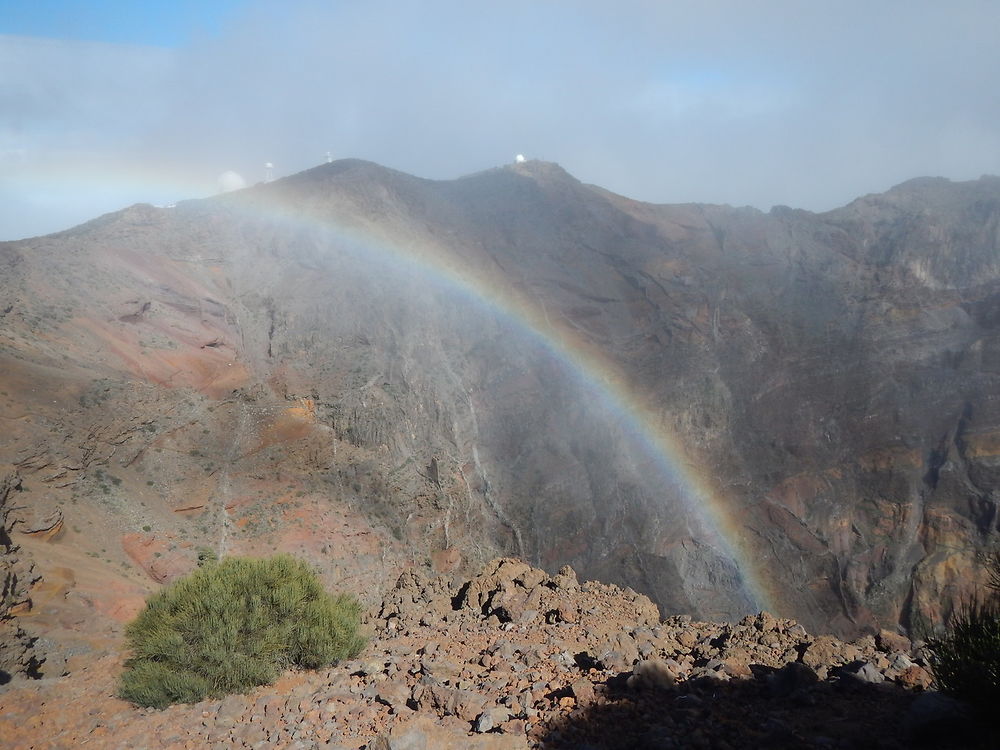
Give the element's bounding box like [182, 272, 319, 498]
[2, 161, 1000, 638]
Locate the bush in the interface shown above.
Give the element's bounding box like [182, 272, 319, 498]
[119, 554, 366, 708]
[928, 597, 1000, 711]
[196, 546, 218, 567]
[928, 553, 1000, 716]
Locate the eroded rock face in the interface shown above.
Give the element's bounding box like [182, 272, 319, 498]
[0, 469, 43, 683]
[2, 160, 1000, 637]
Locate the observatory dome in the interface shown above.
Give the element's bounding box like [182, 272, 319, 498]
[217, 171, 247, 193]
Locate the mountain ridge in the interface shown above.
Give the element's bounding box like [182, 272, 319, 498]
[2, 159, 1000, 674]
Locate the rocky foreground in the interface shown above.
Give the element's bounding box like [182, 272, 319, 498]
[0, 557, 989, 749]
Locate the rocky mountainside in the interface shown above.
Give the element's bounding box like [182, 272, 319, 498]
[2, 160, 1000, 682]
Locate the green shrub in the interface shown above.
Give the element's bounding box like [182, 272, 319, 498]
[119, 554, 366, 708]
[928, 552, 1000, 716]
[196, 546, 218, 567]
[928, 597, 1000, 712]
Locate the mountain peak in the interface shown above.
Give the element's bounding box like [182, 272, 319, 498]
[505, 159, 576, 181]
[280, 158, 424, 188]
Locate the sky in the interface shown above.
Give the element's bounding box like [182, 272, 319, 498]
[2, 0, 1000, 240]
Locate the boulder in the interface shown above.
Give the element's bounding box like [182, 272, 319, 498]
[876, 629, 912, 654]
[421, 684, 489, 722]
[896, 664, 934, 690]
[626, 658, 677, 690]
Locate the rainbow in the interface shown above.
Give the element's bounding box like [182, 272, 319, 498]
[177, 164, 780, 615]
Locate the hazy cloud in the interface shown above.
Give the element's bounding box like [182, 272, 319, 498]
[3, 0, 1000, 239]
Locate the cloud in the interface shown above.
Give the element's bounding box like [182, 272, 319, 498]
[3, 1, 1000, 239]
[0, 35, 181, 238]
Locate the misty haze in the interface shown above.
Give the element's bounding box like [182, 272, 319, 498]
[3, 3, 1000, 749]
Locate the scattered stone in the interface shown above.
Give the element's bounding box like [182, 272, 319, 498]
[767, 662, 819, 698]
[0, 556, 977, 750]
[802, 635, 859, 672]
[787, 623, 808, 639]
[475, 707, 510, 733]
[376, 678, 413, 711]
[889, 653, 914, 672]
[877, 629, 912, 655]
[627, 658, 677, 690]
[896, 664, 934, 690]
[568, 678, 595, 703]
[375, 715, 529, 749]
[422, 684, 489, 722]
[841, 661, 885, 684]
